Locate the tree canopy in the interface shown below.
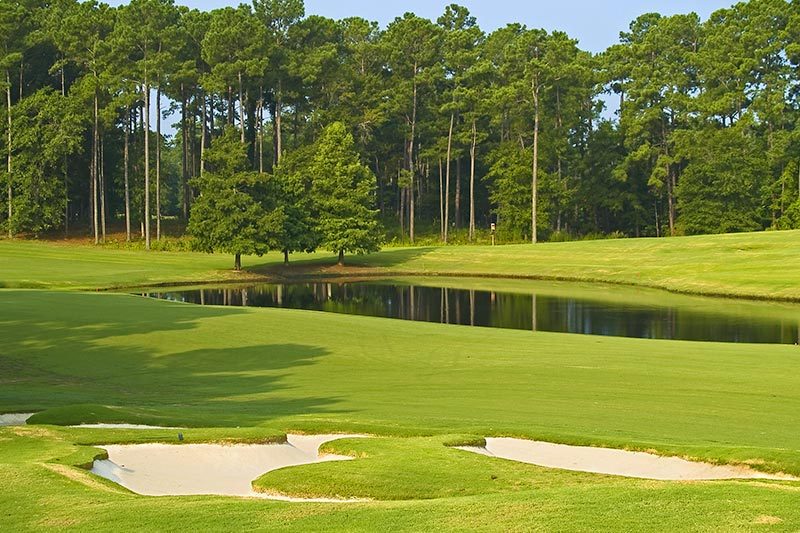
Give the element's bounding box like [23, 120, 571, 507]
[310, 122, 382, 265]
[2, 0, 800, 257]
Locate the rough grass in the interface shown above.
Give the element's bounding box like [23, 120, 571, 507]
[3, 429, 799, 532]
[336, 230, 800, 301]
[4, 230, 800, 299]
[0, 239, 273, 290]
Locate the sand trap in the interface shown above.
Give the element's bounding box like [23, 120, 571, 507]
[457, 438, 797, 481]
[0, 413, 34, 426]
[91, 434, 368, 501]
[71, 424, 181, 430]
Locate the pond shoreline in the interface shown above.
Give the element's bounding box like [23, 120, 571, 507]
[93, 266, 800, 304]
[132, 278, 800, 345]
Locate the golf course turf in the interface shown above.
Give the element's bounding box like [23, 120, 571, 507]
[2, 231, 800, 531]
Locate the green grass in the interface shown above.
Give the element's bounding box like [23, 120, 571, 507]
[3, 232, 800, 530]
[338, 230, 800, 300]
[2, 290, 800, 530]
[4, 230, 800, 299]
[3, 289, 800, 467]
[3, 427, 799, 532]
[0, 240, 278, 290]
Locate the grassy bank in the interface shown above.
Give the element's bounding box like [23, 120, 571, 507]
[0, 240, 277, 290]
[3, 230, 800, 299]
[339, 230, 800, 301]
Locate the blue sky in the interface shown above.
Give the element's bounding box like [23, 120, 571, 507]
[106, 0, 735, 52]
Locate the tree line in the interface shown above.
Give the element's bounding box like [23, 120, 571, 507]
[2, 0, 800, 258]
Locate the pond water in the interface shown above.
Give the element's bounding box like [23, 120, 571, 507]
[140, 279, 800, 344]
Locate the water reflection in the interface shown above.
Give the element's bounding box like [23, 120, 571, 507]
[141, 282, 800, 344]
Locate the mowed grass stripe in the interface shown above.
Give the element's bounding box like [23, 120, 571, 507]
[2, 290, 799, 475]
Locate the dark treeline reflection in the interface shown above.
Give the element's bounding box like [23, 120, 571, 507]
[143, 283, 800, 344]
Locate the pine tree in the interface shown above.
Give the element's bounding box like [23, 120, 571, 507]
[273, 144, 321, 264]
[310, 122, 382, 265]
[187, 128, 283, 270]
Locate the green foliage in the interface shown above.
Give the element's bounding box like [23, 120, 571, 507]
[676, 126, 769, 235]
[273, 144, 321, 259]
[484, 142, 531, 241]
[187, 128, 284, 267]
[483, 141, 555, 242]
[202, 4, 263, 92]
[310, 122, 382, 262]
[5, 0, 800, 246]
[7, 88, 84, 235]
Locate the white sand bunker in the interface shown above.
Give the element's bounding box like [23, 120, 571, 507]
[92, 434, 367, 501]
[0, 413, 34, 426]
[458, 438, 796, 481]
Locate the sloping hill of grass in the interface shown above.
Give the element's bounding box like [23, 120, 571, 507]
[342, 230, 800, 300]
[3, 230, 800, 299]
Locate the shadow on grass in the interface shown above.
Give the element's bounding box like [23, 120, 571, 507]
[247, 247, 438, 276]
[0, 291, 344, 427]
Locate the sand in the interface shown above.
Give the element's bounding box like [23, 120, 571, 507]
[457, 438, 797, 481]
[0, 413, 34, 426]
[91, 434, 368, 501]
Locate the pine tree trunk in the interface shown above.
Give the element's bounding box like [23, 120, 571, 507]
[258, 86, 264, 173]
[438, 158, 444, 240]
[156, 84, 162, 241]
[555, 87, 562, 233]
[100, 136, 106, 242]
[662, 120, 675, 237]
[667, 167, 675, 236]
[455, 157, 461, 230]
[61, 67, 69, 237]
[238, 71, 245, 143]
[92, 92, 99, 244]
[181, 86, 188, 220]
[209, 94, 215, 139]
[276, 79, 283, 165]
[6, 70, 11, 238]
[399, 176, 405, 239]
[124, 107, 131, 241]
[532, 83, 539, 245]
[144, 76, 151, 251]
[227, 85, 233, 125]
[469, 119, 477, 241]
[408, 69, 417, 244]
[200, 91, 207, 177]
[444, 112, 454, 243]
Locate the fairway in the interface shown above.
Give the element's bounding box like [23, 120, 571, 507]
[2, 282, 800, 530]
[3, 233, 800, 531]
[6, 0, 800, 528]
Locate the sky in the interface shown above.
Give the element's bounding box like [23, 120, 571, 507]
[105, 0, 737, 53]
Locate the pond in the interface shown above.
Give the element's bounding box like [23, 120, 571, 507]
[139, 279, 800, 344]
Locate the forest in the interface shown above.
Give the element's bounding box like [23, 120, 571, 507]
[2, 0, 800, 252]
